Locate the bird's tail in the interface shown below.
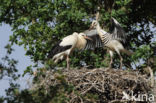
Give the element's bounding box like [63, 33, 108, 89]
[121, 49, 133, 56]
[52, 53, 65, 63]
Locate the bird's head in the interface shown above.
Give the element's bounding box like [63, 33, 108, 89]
[79, 33, 93, 41]
[73, 32, 79, 36]
[89, 20, 98, 30]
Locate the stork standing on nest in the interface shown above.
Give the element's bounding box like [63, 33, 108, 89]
[89, 12, 133, 69]
[48, 32, 94, 69]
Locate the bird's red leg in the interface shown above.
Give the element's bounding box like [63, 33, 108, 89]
[109, 57, 113, 69]
[66, 55, 70, 70]
[109, 50, 113, 69]
[119, 55, 123, 69]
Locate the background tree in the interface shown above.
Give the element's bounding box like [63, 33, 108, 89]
[0, 56, 19, 103]
[0, 0, 155, 70]
[0, 0, 155, 102]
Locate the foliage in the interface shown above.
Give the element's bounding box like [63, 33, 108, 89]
[0, 0, 156, 69]
[0, 56, 20, 103]
[0, 57, 18, 80]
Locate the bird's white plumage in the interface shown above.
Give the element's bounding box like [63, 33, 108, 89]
[106, 40, 124, 51]
[75, 33, 87, 50]
[60, 32, 78, 47]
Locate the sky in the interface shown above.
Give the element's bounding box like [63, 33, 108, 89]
[0, 24, 33, 96]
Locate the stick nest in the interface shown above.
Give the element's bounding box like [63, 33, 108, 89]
[32, 68, 154, 103]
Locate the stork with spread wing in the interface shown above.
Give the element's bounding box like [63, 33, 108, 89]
[89, 14, 133, 69]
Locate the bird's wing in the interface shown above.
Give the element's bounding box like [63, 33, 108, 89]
[83, 29, 103, 50]
[111, 17, 126, 42]
[48, 35, 76, 58]
[48, 40, 72, 58]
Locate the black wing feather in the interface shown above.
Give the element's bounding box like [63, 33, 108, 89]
[111, 17, 126, 42]
[83, 29, 103, 50]
[48, 40, 72, 58]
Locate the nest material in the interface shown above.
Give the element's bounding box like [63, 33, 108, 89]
[32, 68, 154, 103]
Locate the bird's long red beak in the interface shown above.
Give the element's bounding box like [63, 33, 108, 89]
[84, 36, 93, 41]
[89, 25, 94, 30]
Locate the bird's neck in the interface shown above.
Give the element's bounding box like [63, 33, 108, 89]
[75, 36, 86, 50]
[96, 22, 104, 37]
[96, 22, 101, 32]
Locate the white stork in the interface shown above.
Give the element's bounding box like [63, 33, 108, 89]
[48, 32, 94, 69]
[88, 15, 133, 69]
